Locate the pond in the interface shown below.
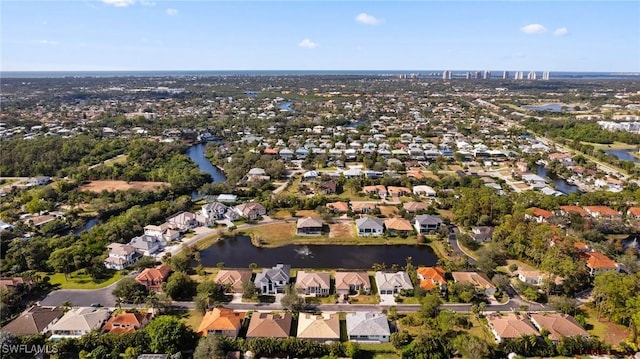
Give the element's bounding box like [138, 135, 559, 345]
[605, 149, 640, 163]
[534, 165, 579, 194]
[522, 103, 574, 112]
[198, 235, 438, 270]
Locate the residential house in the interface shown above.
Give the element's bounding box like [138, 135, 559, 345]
[384, 218, 414, 236]
[201, 202, 233, 225]
[102, 311, 152, 334]
[144, 223, 181, 242]
[166, 211, 200, 231]
[217, 194, 238, 203]
[387, 186, 411, 198]
[197, 307, 245, 337]
[413, 185, 437, 198]
[326, 201, 349, 214]
[583, 206, 622, 220]
[451, 272, 496, 297]
[584, 251, 619, 276]
[471, 226, 494, 242]
[135, 265, 171, 291]
[346, 312, 390, 342]
[128, 234, 164, 256]
[351, 202, 377, 214]
[529, 313, 589, 342]
[517, 270, 544, 286]
[416, 267, 447, 291]
[49, 307, 111, 340]
[25, 176, 51, 187]
[316, 180, 337, 195]
[234, 202, 266, 220]
[214, 269, 253, 293]
[296, 313, 340, 342]
[526, 207, 555, 223]
[363, 185, 387, 198]
[414, 215, 442, 234]
[486, 313, 539, 343]
[297, 217, 323, 235]
[1, 306, 64, 336]
[334, 272, 371, 295]
[558, 205, 590, 218]
[303, 170, 319, 181]
[627, 207, 640, 220]
[246, 312, 292, 340]
[254, 264, 291, 294]
[0, 277, 33, 292]
[403, 202, 429, 213]
[374, 271, 413, 295]
[247, 168, 270, 182]
[279, 148, 294, 161]
[295, 270, 331, 296]
[104, 243, 140, 270]
[355, 217, 384, 237]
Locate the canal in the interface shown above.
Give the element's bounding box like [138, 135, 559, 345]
[534, 165, 579, 194]
[186, 142, 227, 183]
[199, 235, 438, 269]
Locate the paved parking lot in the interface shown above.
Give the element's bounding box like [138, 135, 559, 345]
[39, 282, 117, 308]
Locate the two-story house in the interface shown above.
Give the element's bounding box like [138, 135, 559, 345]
[254, 264, 291, 294]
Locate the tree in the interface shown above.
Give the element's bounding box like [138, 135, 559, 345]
[451, 334, 491, 359]
[163, 272, 197, 301]
[144, 315, 196, 355]
[390, 331, 412, 349]
[194, 335, 226, 359]
[170, 254, 191, 273]
[242, 280, 257, 299]
[112, 277, 148, 304]
[419, 293, 442, 319]
[280, 284, 305, 312]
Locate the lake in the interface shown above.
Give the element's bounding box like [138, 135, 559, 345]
[535, 165, 579, 194]
[522, 104, 574, 112]
[605, 149, 640, 163]
[198, 235, 438, 269]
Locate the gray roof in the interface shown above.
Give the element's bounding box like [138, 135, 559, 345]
[374, 271, 414, 291]
[255, 264, 290, 285]
[296, 217, 323, 229]
[355, 217, 384, 231]
[128, 234, 161, 250]
[414, 215, 443, 226]
[346, 312, 390, 336]
[202, 202, 228, 213]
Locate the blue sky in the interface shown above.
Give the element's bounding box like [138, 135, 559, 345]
[1, 1, 639, 72]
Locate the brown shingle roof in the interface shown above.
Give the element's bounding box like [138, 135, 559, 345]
[384, 217, 413, 231]
[214, 269, 253, 292]
[530, 313, 589, 341]
[1, 306, 64, 335]
[487, 314, 539, 340]
[246, 312, 292, 338]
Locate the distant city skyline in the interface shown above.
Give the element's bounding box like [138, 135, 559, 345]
[1, 1, 638, 72]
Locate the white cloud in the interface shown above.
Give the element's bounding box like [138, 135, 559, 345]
[355, 13, 383, 25]
[298, 38, 318, 49]
[101, 0, 136, 7]
[39, 40, 59, 45]
[554, 27, 569, 36]
[520, 23, 547, 34]
[166, 8, 178, 16]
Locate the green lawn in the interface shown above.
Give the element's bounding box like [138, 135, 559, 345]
[179, 310, 204, 331]
[359, 342, 400, 359]
[43, 270, 123, 289]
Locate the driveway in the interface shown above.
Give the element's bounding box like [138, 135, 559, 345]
[39, 282, 117, 307]
[379, 294, 396, 305]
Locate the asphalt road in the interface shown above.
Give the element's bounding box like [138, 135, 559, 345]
[39, 282, 117, 307]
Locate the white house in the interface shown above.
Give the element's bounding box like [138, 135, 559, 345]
[103, 243, 140, 270]
[346, 312, 390, 342]
[49, 308, 111, 340]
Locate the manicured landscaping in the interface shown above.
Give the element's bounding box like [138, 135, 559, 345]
[43, 270, 123, 289]
[179, 309, 204, 331]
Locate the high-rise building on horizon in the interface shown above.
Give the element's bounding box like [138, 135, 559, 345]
[527, 71, 537, 80]
[442, 70, 451, 80]
[514, 71, 524, 80]
[542, 71, 550, 80]
[483, 70, 491, 80]
[503, 70, 509, 79]
[475, 71, 482, 79]
[466, 72, 472, 79]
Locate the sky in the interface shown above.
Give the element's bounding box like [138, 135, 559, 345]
[1, 0, 639, 72]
